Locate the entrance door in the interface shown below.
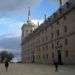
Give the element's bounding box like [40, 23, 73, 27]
[57, 50, 62, 65]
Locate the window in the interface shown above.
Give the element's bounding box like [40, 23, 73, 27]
[56, 20, 59, 25]
[51, 33, 53, 39]
[42, 47, 45, 50]
[53, 13, 57, 18]
[64, 25, 67, 32]
[46, 54, 48, 59]
[65, 38, 68, 45]
[46, 45, 48, 50]
[52, 43, 54, 49]
[45, 36, 48, 41]
[57, 30, 59, 36]
[42, 38, 44, 42]
[45, 28, 47, 31]
[38, 55, 40, 59]
[26, 30, 28, 32]
[30, 30, 32, 32]
[57, 41, 59, 46]
[47, 17, 51, 22]
[38, 48, 40, 52]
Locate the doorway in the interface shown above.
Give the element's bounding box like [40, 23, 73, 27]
[57, 50, 63, 65]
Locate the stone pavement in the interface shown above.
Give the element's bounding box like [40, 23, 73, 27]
[0, 63, 75, 75]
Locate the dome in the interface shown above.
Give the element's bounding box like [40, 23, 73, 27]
[22, 20, 36, 30]
[21, 7, 37, 30]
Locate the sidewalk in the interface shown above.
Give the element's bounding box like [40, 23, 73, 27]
[0, 63, 75, 75]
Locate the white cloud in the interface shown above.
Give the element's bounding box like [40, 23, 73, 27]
[0, 18, 44, 38]
[0, 0, 43, 11]
[0, 48, 9, 52]
[31, 19, 44, 25]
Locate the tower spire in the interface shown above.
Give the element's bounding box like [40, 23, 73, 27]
[57, 0, 62, 6]
[44, 14, 46, 21]
[27, 7, 31, 22]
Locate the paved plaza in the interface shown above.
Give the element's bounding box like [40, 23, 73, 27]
[0, 63, 75, 75]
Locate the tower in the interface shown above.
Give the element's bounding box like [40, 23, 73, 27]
[21, 7, 38, 63]
[27, 7, 31, 23]
[21, 7, 37, 40]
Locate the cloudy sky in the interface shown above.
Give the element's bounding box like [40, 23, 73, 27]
[0, 0, 68, 59]
[0, 0, 60, 36]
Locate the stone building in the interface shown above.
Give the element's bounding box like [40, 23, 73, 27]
[21, 0, 75, 64]
[21, 8, 37, 63]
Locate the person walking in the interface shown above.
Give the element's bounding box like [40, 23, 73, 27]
[5, 59, 9, 71]
[53, 57, 58, 72]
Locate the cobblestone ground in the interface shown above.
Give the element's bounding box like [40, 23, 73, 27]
[0, 63, 75, 75]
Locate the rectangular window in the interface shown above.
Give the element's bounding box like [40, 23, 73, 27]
[45, 36, 47, 41]
[42, 38, 44, 42]
[56, 20, 59, 25]
[26, 30, 28, 32]
[64, 26, 67, 32]
[52, 43, 54, 49]
[46, 45, 48, 50]
[51, 33, 53, 39]
[45, 28, 47, 32]
[38, 55, 40, 59]
[57, 41, 59, 46]
[30, 30, 33, 32]
[46, 54, 48, 59]
[42, 47, 45, 50]
[57, 30, 59, 36]
[65, 38, 68, 45]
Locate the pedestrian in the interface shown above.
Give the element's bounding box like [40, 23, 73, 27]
[53, 58, 58, 72]
[5, 59, 9, 71]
